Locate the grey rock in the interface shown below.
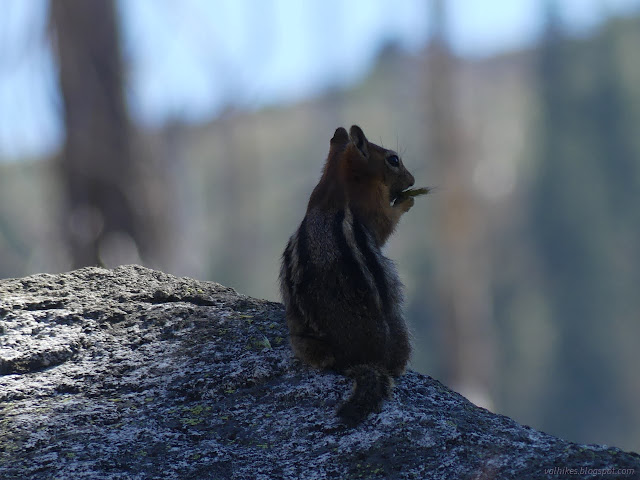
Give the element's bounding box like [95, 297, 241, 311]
[0, 265, 638, 480]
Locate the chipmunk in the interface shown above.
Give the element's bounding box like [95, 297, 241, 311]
[280, 125, 415, 425]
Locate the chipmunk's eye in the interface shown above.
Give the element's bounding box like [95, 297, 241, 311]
[386, 155, 400, 168]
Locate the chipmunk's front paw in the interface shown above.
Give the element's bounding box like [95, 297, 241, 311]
[393, 195, 414, 213]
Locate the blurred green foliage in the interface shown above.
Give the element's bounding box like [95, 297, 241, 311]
[527, 12, 640, 448]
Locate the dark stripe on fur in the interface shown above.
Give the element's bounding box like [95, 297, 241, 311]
[352, 217, 391, 313]
[296, 217, 313, 296]
[282, 240, 293, 294]
[333, 210, 369, 294]
[282, 240, 306, 321]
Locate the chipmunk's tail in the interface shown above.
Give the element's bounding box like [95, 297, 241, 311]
[337, 365, 393, 426]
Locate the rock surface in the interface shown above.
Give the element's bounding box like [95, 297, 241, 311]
[0, 265, 638, 480]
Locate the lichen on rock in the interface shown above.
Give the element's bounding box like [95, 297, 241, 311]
[0, 265, 638, 479]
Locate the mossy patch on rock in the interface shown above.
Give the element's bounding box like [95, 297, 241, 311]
[0, 265, 638, 479]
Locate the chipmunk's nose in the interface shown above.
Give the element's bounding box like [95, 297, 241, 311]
[407, 173, 415, 188]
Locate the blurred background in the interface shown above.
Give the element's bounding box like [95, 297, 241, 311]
[1, 0, 639, 452]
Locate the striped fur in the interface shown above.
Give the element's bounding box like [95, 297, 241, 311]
[280, 207, 393, 324]
[280, 125, 414, 425]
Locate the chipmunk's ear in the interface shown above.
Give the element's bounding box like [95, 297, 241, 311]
[349, 125, 369, 158]
[331, 127, 349, 146]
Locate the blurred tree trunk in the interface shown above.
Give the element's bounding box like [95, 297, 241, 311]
[50, 0, 148, 268]
[426, 0, 495, 408]
[531, 1, 638, 443]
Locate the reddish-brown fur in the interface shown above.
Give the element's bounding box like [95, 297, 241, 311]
[308, 126, 414, 246]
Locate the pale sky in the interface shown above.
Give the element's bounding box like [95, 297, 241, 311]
[0, 0, 638, 160]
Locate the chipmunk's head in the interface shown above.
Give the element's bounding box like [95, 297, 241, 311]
[308, 125, 415, 211]
[340, 125, 415, 203]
